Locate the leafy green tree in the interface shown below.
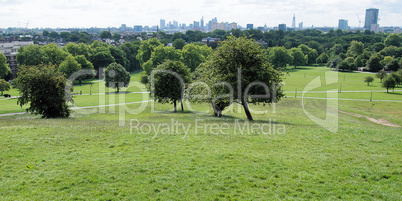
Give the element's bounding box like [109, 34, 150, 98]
[316, 52, 329, 64]
[16, 45, 49, 66]
[43, 30, 49, 37]
[100, 31, 112, 39]
[109, 46, 129, 71]
[136, 38, 163, 65]
[376, 70, 387, 82]
[121, 41, 141, 71]
[267, 46, 293, 68]
[172, 38, 186, 50]
[327, 56, 343, 69]
[59, 56, 82, 78]
[104, 63, 131, 92]
[290, 48, 307, 68]
[339, 57, 357, 71]
[382, 76, 396, 93]
[379, 46, 399, 57]
[330, 44, 344, 56]
[49, 31, 59, 39]
[152, 60, 191, 112]
[62, 43, 92, 59]
[381, 56, 393, 70]
[181, 43, 212, 72]
[199, 37, 284, 120]
[17, 64, 71, 118]
[90, 47, 115, 74]
[386, 59, 400, 72]
[298, 44, 318, 65]
[354, 55, 364, 68]
[371, 42, 385, 52]
[0, 53, 11, 79]
[113, 33, 121, 41]
[367, 54, 383, 72]
[42, 43, 70, 66]
[59, 32, 71, 40]
[78, 31, 92, 44]
[0, 79, 10, 95]
[385, 33, 401, 47]
[142, 45, 181, 75]
[364, 76, 374, 86]
[390, 72, 401, 86]
[346, 40, 364, 57]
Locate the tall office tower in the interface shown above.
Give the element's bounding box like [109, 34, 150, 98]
[160, 19, 166, 29]
[292, 14, 296, 28]
[212, 17, 218, 23]
[211, 23, 219, 32]
[338, 19, 348, 30]
[246, 24, 254, 30]
[299, 22, 303, 29]
[194, 21, 200, 29]
[278, 24, 286, 31]
[201, 17, 204, 30]
[230, 22, 238, 30]
[364, 8, 379, 31]
[173, 20, 178, 28]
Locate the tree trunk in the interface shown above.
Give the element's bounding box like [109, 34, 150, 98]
[242, 102, 253, 121]
[387, 88, 389, 93]
[211, 102, 218, 116]
[180, 98, 184, 111]
[174, 101, 177, 112]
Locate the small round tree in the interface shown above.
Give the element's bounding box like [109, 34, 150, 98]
[376, 70, 387, 82]
[0, 79, 11, 95]
[104, 63, 131, 93]
[364, 76, 374, 86]
[151, 60, 191, 112]
[382, 76, 396, 93]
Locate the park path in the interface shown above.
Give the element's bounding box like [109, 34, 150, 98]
[0, 100, 153, 117]
[319, 101, 401, 128]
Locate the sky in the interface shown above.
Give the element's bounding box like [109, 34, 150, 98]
[0, 0, 401, 29]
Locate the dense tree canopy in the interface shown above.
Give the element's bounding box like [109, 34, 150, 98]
[197, 37, 283, 120]
[0, 53, 10, 79]
[17, 64, 71, 118]
[104, 63, 131, 92]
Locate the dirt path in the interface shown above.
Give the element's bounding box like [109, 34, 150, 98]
[319, 100, 401, 128]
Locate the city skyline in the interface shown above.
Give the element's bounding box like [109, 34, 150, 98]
[0, 0, 401, 29]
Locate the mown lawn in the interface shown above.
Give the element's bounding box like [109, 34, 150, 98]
[0, 99, 401, 200]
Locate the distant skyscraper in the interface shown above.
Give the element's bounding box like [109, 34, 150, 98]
[278, 24, 286, 31]
[364, 8, 379, 31]
[211, 23, 219, 32]
[160, 19, 165, 29]
[194, 21, 200, 29]
[299, 22, 303, 29]
[230, 22, 237, 30]
[292, 14, 296, 28]
[246, 24, 254, 30]
[201, 17, 204, 30]
[173, 20, 178, 28]
[338, 19, 348, 30]
[133, 25, 143, 32]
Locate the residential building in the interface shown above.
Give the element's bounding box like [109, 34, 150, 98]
[364, 8, 379, 31]
[0, 41, 34, 78]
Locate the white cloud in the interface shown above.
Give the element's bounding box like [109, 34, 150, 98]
[0, 0, 400, 28]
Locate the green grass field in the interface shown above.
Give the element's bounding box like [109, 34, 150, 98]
[0, 67, 401, 200]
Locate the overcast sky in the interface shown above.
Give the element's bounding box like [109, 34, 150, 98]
[0, 0, 401, 29]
